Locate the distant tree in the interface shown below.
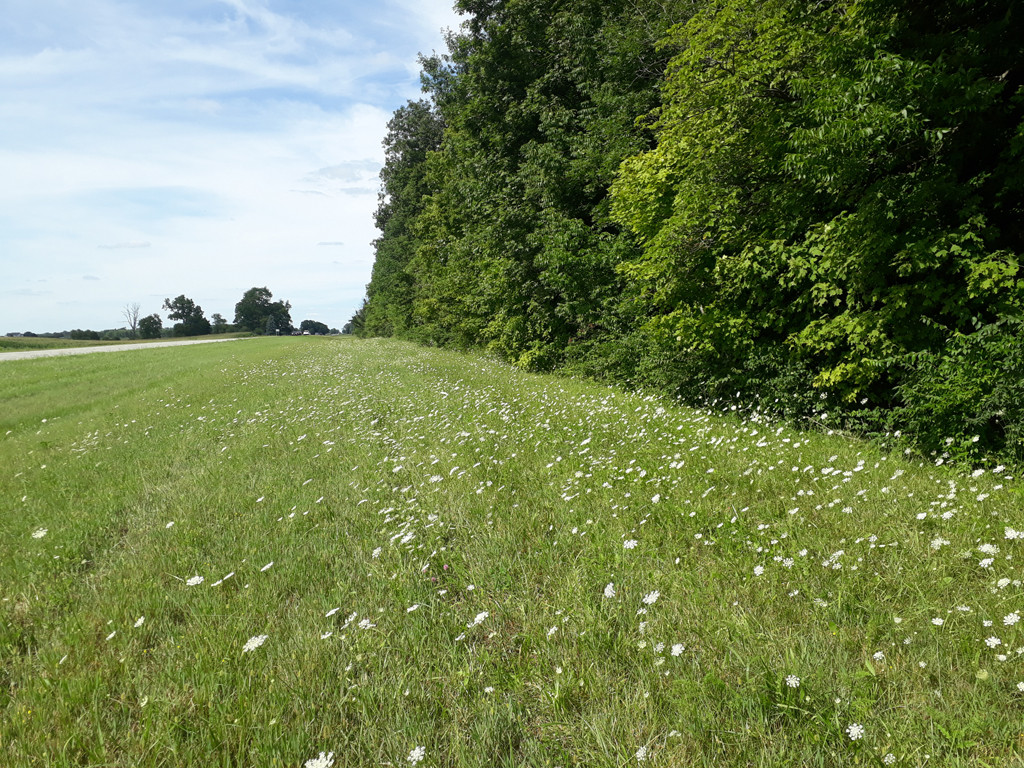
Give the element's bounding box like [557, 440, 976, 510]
[265, 315, 278, 335]
[23, 331, 37, 338]
[70, 329, 101, 340]
[122, 302, 141, 339]
[234, 287, 272, 332]
[299, 320, 330, 335]
[234, 287, 293, 334]
[211, 313, 229, 333]
[162, 295, 211, 336]
[139, 314, 163, 339]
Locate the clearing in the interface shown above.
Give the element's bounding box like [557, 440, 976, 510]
[1, 336, 1021, 767]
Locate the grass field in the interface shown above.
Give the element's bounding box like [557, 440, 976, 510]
[1, 336, 1022, 767]
[0, 333, 249, 352]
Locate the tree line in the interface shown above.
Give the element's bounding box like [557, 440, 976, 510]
[8, 287, 336, 340]
[355, 0, 1023, 462]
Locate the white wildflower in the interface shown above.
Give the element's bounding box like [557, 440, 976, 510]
[304, 752, 335, 768]
[242, 634, 268, 653]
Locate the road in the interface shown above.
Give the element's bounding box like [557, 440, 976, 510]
[0, 336, 246, 361]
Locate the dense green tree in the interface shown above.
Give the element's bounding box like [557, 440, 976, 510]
[395, 0, 682, 366]
[234, 287, 293, 334]
[162, 295, 211, 337]
[611, 0, 1023, 413]
[299, 320, 330, 335]
[211, 313, 229, 333]
[138, 314, 162, 339]
[362, 100, 445, 337]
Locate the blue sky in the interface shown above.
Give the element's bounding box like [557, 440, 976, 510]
[0, 0, 462, 333]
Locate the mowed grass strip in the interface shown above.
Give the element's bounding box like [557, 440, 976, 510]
[1, 336, 1022, 768]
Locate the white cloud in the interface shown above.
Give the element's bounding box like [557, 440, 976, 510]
[0, 0, 463, 332]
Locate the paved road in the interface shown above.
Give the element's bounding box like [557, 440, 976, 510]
[0, 337, 246, 361]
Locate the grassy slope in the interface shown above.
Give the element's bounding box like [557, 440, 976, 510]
[1, 337, 1022, 767]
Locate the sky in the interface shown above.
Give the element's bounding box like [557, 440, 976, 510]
[0, 0, 462, 334]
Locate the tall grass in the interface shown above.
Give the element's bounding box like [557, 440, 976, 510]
[1, 337, 1021, 767]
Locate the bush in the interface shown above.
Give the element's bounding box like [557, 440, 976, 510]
[894, 317, 1024, 464]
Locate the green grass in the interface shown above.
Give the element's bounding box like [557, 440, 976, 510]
[0, 333, 250, 352]
[1, 337, 1022, 767]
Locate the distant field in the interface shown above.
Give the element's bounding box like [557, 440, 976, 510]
[1, 337, 1021, 767]
[0, 333, 249, 352]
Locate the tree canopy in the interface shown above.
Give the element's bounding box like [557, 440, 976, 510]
[300, 320, 330, 335]
[138, 314, 162, 339]
[162, 295, 211, 337]
[234, 287, 293, 335]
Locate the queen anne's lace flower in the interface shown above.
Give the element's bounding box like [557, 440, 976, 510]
[304, 752, 335, 768]
[242, 634, 268, 653]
